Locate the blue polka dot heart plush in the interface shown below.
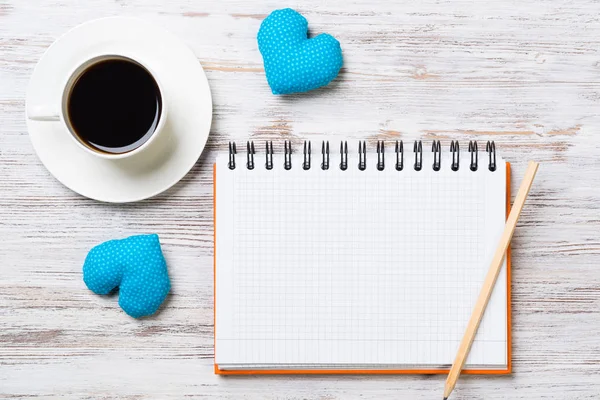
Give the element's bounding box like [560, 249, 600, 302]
[83, 234, 170, 318]
[258, 8, 343, 95]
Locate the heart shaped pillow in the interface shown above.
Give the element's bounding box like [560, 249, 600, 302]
[83, 234, 170, 318]
[258, 8, 343, 94]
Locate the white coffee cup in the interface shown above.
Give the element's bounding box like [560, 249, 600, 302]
[27, 54, 168, 160]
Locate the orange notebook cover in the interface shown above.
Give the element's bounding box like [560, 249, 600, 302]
[214, 158, 511, 375]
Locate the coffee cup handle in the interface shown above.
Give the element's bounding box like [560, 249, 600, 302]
[27, 105, 60, 122]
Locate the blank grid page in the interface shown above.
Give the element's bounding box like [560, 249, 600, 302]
[216, 153, 507, 369]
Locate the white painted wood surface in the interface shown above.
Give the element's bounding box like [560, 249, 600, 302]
[1, 0, 599, 398]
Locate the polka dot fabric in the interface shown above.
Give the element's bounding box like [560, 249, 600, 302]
[258, 8, 343, 94]
[83, 234, 170, 318]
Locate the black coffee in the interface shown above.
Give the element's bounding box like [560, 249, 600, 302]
[67, 58, 162, 154]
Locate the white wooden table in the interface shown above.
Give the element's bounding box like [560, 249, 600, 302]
[2, 1, 599, 398]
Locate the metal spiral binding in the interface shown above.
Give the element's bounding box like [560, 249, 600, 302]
[414, 140, 423, 171]
[486, 140, 496, 171]
[340, 141, 348, 171]
[358, 141, 367, 171]
[265, 141, 273, 170]
[228, 142, 236, 170]
[321, 141, 330, 170]
[303, 141, 311, 170]
[432, 140, 441, 171]
[469, 141, 478, 171]
[225, 140, 498, 172]
[246, 141, 255, 170]
[284, 140, 292, 170]
[450, 140, 459, 171]
[376, 141, 385, 171]
[395, 140, 404, 171]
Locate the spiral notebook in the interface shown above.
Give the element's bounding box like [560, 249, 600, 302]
[214, 140, 511, 375]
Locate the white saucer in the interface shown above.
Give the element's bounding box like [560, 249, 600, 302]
[26, 17, 212, 203]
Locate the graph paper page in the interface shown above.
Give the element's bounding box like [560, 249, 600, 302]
[215, 152, 507, 369]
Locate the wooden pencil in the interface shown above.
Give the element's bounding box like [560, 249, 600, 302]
[443, 161, 539, 400]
